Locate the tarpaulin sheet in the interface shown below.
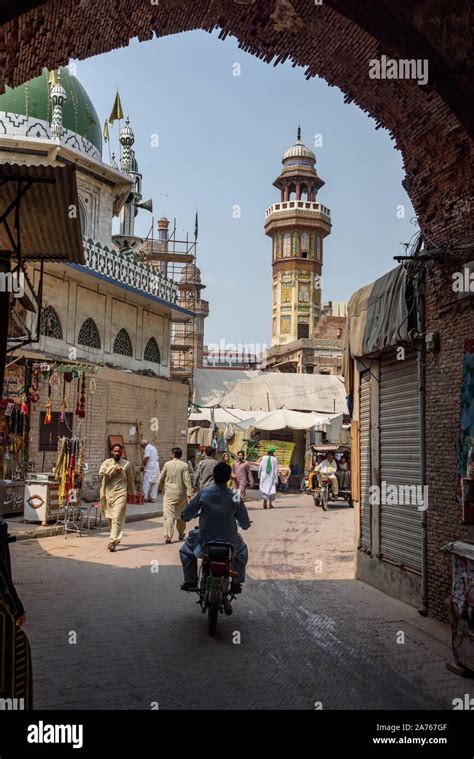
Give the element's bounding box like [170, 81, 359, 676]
[343, 265, 410, 394]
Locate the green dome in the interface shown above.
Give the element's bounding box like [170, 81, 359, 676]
[0, 67, 102, 156]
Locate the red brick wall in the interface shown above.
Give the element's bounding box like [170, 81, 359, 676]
[314, 315, 346, 341]
[1, 1, 471, 247]
[424, 257, 474, 620]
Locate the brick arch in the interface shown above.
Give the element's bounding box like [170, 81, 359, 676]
[0, 0, 472, 244]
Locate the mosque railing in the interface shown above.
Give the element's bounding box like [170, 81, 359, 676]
[81, 238, 179, 304]
[265, 201, 331, 219]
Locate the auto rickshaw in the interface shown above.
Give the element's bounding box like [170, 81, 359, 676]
[304, 444, 353, 510]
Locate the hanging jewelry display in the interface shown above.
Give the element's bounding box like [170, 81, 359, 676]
[60, 375, 67, 423]
[20, 392, 29, 415]
[74, 377, 81, 416]
[49, 368, 61, 392]
[28, 368, 40, 406]
[76, 374, 86, 419]
[44, 380, 52, 425]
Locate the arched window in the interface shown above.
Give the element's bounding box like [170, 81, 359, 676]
[301, 232, 310, 257]
[40, 305, 63, 340]
[113, 328, 133, 357]
[78, 198, 87, 235]
[283, 233, 291, 257]
[316, 234, 322, 261]
[78, 317, 101, 349]
[144, 337, 161, 364]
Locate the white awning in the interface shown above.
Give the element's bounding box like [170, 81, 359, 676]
[233, 409, 344, 441]
[188, 407, 256, 424]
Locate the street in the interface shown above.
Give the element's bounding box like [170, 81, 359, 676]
[11, 491, 474, 710]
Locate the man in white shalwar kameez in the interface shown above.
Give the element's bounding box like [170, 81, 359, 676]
[140, 440, 160, 502]
[99, 443, 135, 552]
[158, 447, 192, 543]
[258, 446, 279, 509]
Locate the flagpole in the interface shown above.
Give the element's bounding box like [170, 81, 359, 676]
[105, 120, 111, 164]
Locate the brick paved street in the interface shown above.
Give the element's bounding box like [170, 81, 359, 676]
[10, 491, 474, 710]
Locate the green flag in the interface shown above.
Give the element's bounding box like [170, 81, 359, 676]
[194, 211, 198, 241]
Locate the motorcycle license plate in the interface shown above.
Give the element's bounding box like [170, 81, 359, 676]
[207, 577, 226, 591]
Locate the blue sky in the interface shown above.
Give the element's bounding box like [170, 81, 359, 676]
[72, 30, 417, 348]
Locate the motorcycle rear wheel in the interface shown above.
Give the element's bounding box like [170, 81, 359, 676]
[208, 602, 219, 635]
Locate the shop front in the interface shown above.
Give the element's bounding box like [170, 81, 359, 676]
[0, 360, 29, 517]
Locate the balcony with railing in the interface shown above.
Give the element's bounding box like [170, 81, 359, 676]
[265, 200, 331, 222]
[77, 238, 179, 305]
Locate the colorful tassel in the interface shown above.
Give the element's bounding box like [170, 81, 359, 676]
[20, 393, 28, 415]
[44, 399, 52, 424]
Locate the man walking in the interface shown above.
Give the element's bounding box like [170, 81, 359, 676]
[179, 462, 251, 595]
[157, 447, 192, 543]
[99, 443, 135, 552]
[258, 445, 278, 509]
[231, 450, 254, 502]
[193, 446, 216, 491]
[140, 439, 160, 502]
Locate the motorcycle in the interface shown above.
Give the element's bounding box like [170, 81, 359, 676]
[313, 477, 332, 511]
[186, 540, 240, 636]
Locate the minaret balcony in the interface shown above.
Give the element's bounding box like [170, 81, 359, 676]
[265, 200, 331, 229]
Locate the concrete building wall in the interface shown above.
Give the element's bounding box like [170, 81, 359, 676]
[77, 175, 115, 245]
[28, 267, 172, 378]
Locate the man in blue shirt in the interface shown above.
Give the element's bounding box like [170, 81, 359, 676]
[179, 462, 251, 593]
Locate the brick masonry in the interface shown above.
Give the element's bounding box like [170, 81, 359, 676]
[27, 364, 189, 495]
[424, 258, 474, 620]
[0, 1, 471, 245]
[1, 0, 473, 621]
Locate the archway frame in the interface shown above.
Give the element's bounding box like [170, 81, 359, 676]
[0, 0, 472, 244]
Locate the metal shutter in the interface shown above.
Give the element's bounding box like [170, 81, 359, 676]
[359, 372, 371, 550]
[379, 351, 422, 571]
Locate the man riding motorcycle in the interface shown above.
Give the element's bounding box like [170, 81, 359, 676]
[179, 461, 251, 594]
[315, 451, 339, 497]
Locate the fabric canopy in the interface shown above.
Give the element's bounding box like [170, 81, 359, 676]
[193, 370, 348, 414]
[343, 265, 411, 393]
[234, 409, 344, 442]
[193, 370, 347, 414]
[188, 407, 256, 423]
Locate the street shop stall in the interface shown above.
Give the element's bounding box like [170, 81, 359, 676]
[233, 409, 345, 489]
[0, 360, 29, 517]
[16, 360, 96, 525]
[187, 407, 256, 462]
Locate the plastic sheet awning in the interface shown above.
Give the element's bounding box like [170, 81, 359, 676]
[343, 265, 411, 393]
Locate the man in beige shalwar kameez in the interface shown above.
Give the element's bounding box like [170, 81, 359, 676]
[157, 447, 192, 544]
[99, 443, 135, 552]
